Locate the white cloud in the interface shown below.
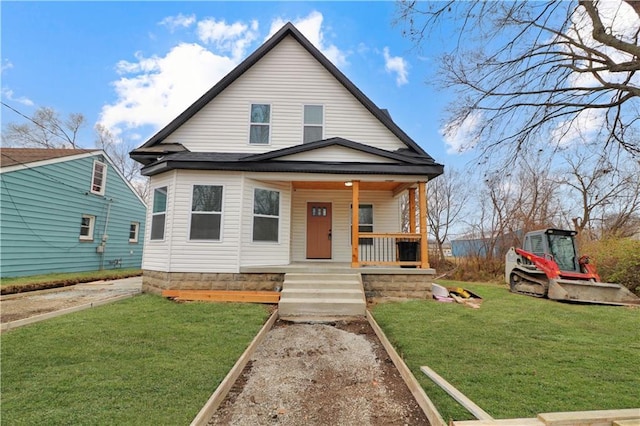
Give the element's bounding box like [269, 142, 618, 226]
[197, 18, 259, 60]
[382, 47, 409, 86]
[441, 111, 483, 154]
[158, 13, 196, 32]
[551, 108, 606, 146]
[1, 59, 13, 74]
[99, 43, 236, 135]
[267, 11, 348, 68]
[1, 87, 34, 106]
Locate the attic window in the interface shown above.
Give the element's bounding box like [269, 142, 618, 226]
[303, 105, 323, 143]
[249, 104, 271, 144]
[91, 160, 107, 195]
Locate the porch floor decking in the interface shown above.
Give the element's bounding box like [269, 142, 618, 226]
[240, 262, 436, 275]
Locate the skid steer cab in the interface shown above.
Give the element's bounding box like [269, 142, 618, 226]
[505, 228, 640, 306]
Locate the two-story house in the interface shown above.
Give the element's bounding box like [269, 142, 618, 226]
[1, 148, 147, 277]
[130, 23, 443, 314]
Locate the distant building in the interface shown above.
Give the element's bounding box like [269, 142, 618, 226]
[1, 148, 147, 277]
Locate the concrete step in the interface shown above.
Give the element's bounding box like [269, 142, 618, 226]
[283, 280, 362, 290]
[278, 298, 366, 316]
[284, 273, 360, 282]
[281, 288, 365, 300]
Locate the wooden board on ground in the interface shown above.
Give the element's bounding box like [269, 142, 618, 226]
[162, 290, 280, 304]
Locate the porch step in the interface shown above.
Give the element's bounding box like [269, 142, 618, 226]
[278, 273, 366, 317]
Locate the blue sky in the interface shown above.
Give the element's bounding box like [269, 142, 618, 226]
[1, 1, 471, 167]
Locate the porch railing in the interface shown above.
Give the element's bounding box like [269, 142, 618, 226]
[356, 233, 422, 267]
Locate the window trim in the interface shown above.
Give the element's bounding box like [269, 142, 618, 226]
[350, 203, 374, 246]
[303, 104, 324, 143]
[252, 187, 280, 243]
[90, 160, 107, 195]
[150, 186, 168, 241]
[188, 184, 224, 242]
[129, 222, 140, 243]
[79, 214, 95, 241]
[248, 103, 271, 145]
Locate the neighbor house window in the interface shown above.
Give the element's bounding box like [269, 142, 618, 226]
[79, 215, 95, 241]
[91, 160, 107, 195]
[350, 204, 373, 245]
[249, 103, 271, 144]
[129, 222, 139, 243]
[151, 187, 167, 240]
[190, 185, 223, 240]
[303, 105, 323, 143]
[253, 188, 279, 242]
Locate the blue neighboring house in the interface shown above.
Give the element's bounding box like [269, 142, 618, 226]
[0, 148, 147, 277]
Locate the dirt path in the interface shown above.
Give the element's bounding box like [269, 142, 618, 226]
[208, 318, 430, 425]
[0, 277, 142, 323]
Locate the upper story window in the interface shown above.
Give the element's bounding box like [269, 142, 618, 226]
[91, 160, 107, 195]
[190, 185, 223, 240]
[249, 104, 271, 144]
[253, 188, 280, 242]
[303, 105, 323, 143]
[79, 214, 95, 241]
[150, 187, 167, 240]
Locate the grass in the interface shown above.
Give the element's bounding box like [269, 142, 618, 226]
[372, 280, 640, 422]
[1, 295, 271, 425]
[0, 268, 142, 293]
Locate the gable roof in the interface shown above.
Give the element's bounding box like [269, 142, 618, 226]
[134, 22, 432, 159]
[0, 148, 98, 168]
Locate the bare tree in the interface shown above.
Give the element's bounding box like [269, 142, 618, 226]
[398, 0, 640, 161]
[557, 150, 640, 239]
[427, 168, 470, 262]
[2, 106, 85, 148]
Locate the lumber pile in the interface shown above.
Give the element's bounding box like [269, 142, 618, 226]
[162, 290, 280, 304]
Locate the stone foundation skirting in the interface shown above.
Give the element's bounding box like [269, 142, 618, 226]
[362, 274, 434, 299]
[142, 270, 285, 295]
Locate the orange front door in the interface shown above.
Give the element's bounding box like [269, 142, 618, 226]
[307, 202, 332, 259]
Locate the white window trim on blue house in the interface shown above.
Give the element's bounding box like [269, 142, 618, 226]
[91, 160, 107, 195]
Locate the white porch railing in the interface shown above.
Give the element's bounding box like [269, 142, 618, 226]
[356, 233, 422, 267]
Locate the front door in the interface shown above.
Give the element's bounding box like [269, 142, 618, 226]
[307, 202, 332, 259]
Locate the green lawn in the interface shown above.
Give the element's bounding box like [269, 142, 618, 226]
[1, 295, 270, 425]
[372, 281, 640, 422]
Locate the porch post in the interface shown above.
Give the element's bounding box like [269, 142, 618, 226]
[408, 187, 416, 233]
[418, 181, 430, 268]
[351, 180, 360, 268]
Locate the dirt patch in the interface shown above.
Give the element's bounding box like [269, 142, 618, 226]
[208, 318, 430, 425]
[0, 279, 141, 323]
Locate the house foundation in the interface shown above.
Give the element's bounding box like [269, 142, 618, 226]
[142, 267, 436, 299]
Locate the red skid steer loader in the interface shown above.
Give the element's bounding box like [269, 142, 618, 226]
[505, 229, 640, 306]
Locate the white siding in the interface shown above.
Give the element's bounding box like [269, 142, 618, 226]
[162, 36, 407, 154]
[290, 189, 401, 263]
[278, 146, 396, 163]
[240, 179, 292, 267]
[142, 172, 176, 271]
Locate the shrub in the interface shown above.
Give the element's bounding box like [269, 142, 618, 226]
[581, 237, 640, 295]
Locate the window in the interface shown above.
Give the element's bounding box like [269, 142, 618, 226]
[303, 105, 323, 143]
[253, 188, 279, 242]
[190, 185, 223, 240]
[129, 222, 139, 243]
[350, 204, 373, 245]
[91, 160, 107, 195]
[249, 103, 271, 144]
[151, 187, 167, 240]
[79, 215, 95, 241]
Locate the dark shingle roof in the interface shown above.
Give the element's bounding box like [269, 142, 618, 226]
[0, 148, 98, 168]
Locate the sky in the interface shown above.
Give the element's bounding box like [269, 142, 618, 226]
[1, 1, 472, 169]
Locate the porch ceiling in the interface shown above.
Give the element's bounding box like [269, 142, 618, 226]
[292, 181, 407, 191]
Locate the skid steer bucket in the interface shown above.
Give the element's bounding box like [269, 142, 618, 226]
[548, 279, 640, 306]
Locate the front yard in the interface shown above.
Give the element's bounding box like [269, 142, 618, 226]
[371, 281, 640, 422]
